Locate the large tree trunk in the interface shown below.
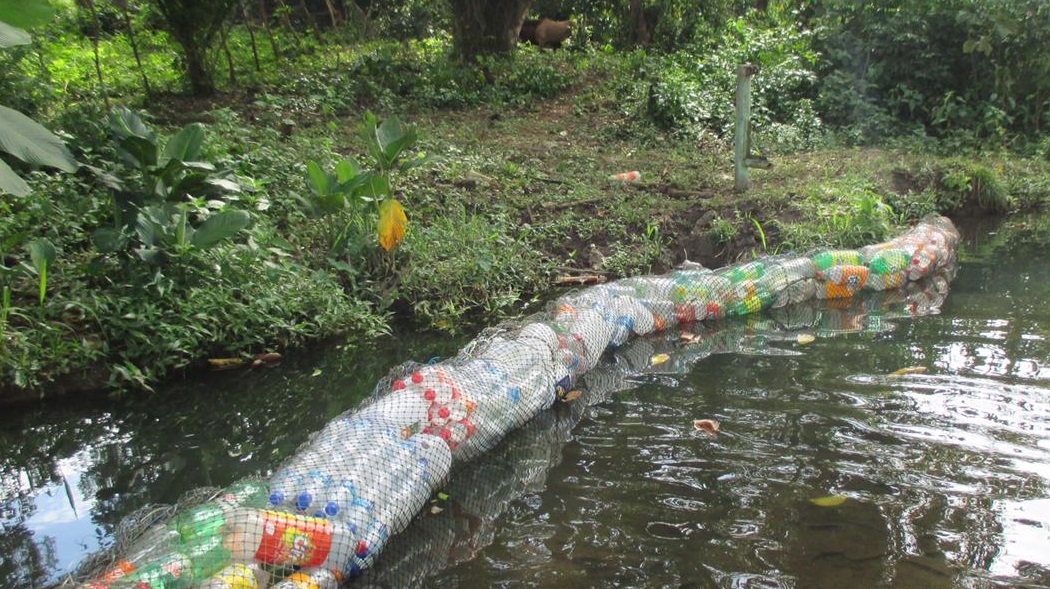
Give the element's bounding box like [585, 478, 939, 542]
[446, 0, 534, 62]
[627, 0, 651, 47]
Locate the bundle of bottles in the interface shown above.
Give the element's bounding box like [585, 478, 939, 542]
[76, 215, 960, 589]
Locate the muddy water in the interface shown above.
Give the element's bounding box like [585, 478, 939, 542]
[2, 214, 1049, 589]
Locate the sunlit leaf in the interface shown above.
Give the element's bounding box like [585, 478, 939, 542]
[796, 333, 816, 345]
[693, 419, 720, 434]
[889, 366, 927, 376]
[191, 210, 250, 249]
[0, 157, 30, 195]
[311, 369, 323, 377]
[651, 353, 671, 366]
[0, 0, 55, 29]
[810, 495, 848, 507]
[377, 198, 408, 251]
[162, 123, 205, 164]
[208, 358, 245, 370]
[0, 20, 31, 48]
[0, 105, 79, 173]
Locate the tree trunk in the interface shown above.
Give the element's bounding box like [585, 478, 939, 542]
[183, 43, 215, 96]
[628, 0, 651, 47]
[119, 3, 153, 99]
[446, 0, 534, 62]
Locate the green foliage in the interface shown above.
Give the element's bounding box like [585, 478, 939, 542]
[96, 106, 247, 263]
[398, 206, 552, 331]
[634, 15, 823, 150]
[812, 0, 1050, 148]
[0, 4, 78, 196]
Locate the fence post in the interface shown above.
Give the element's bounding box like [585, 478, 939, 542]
[734, 64, 759, 193]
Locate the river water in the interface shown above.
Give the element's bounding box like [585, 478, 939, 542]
[2, 214, 1049, 589]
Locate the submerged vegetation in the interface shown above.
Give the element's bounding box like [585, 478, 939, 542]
[2, 0, 1050, 399]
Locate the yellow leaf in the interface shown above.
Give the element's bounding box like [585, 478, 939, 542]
[207, 357, 245, 370]
[651, 353, 671, 366]
[560, 390, 582, 403]
[377, 199, 408, 252]
[810, 495, 848, 507]
[796, 333, 815, 345]
[890, 366, 927, 376]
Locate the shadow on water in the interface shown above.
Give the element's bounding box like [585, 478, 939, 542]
[3, 213, 1050, 589]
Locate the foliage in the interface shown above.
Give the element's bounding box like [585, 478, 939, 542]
[95, 106, 248, 265]
[0, 4, 78, 196]
[634, 14, 823, 150]
[811, 0, 1050, 148]
[149, 0, 238, 95]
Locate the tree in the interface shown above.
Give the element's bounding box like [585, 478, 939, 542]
[150, 0, 239, 96]
[445, 0, 533, 62]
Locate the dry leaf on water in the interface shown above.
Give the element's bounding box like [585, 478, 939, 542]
[889, 366, 927, 376]
[207, 357, 245, 370]
[796, 333, 816, 345]
[560, 390, 582, 403]
[693, 419, 720, 435]
[680, 332, 703, 344]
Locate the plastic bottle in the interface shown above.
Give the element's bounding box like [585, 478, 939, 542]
[197, 563, 270, 589]
[271, 569, 341, 589]
[867, 248, 910, 275]
[223, 507, 355, 571]
[812, 249, 863, 270]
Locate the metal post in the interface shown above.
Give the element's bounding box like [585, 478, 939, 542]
[734, 64, 758, 193]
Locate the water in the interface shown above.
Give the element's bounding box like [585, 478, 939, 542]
[3, 215, 1050, 589]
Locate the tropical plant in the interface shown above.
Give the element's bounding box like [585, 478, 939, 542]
[0, 1, 78, 196]
[94, 106, 248, 263]
[303, 112, 433, 259]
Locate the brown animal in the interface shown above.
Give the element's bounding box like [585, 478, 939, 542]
[519, 17, 573, 49]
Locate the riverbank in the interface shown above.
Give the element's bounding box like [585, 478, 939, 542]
[4, 49, 1050, 403]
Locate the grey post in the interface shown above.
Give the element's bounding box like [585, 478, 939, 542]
[734, 64, 759, 192]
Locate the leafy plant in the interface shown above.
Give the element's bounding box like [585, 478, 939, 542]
[0, 2, 78, 196]
[303, 112, 433, 258]
[95, 106, 248, 263]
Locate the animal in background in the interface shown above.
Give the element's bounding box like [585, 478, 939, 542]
[519, 17, 573, 49]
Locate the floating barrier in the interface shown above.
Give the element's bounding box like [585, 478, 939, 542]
[73, 215, 960, 589]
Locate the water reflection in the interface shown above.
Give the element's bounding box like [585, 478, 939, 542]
[3, 216, 1050, 589]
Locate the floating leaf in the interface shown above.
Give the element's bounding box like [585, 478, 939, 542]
[560, 390, 582, 403]
[651, 353, 671, 366]
[796, 333, 816, 345]
[311, 369, 323, 377]
[890, 366, 927, 376]
[810, 495, 848, 507]
[377, 198, 408, 251]
[680, 332, 702, 344]
[208, 357, 245, 370]
[693, 419, 720, 435]
[429, 505, 444, 515]
[252, 352, 282, 364]
[437, 491, 450, 501]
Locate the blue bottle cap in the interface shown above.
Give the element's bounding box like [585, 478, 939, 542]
[296, 491, 312, 510]
[269, 491, 284, 506]
[325, 502, 339, 517]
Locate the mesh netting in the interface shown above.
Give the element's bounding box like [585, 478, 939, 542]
[71, 215, 960, 589]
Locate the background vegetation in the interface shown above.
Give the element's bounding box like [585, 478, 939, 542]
[2, 0, 1049, 398]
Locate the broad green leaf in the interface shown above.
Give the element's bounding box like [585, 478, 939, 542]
[0, 105, 78, 172]
[108, 106, 155, 143]
[162, 123, 205, 164]
[92, 227, 125, 253]
[377, 199, 407, 252]
[26, 238, 55, 274]
[0, 157, 30, 196]
[0, 0, 55, 29]
[363, 173, 389, 201]
[205, 177, 241, 192]
[306, 160, 331, 196]
[191, 210, 250, 248]
[376, 116, 405, 152]
[334, 158, 360, 183]
[115, 134, 158, 169]
[0, 20, 31, 47]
